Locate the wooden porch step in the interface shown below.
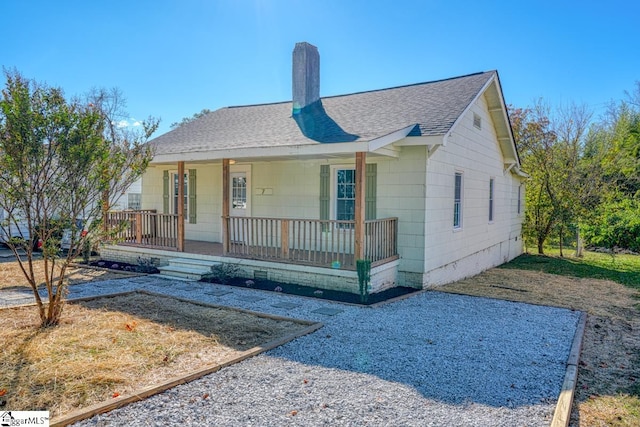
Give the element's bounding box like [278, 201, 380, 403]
[157, 258, 220, 281]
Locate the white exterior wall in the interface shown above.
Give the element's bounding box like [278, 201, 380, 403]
[110, 178, 143, 211]
[376, 146, 428, 278]
[142, 164, 222, 242]
[251, 161, 319, 219]
[423, 94, 523, 286]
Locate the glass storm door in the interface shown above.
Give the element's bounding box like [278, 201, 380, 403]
[229, 172, 247, 242]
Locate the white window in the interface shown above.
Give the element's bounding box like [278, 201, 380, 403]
[127, 193, 141, 210]
[172, 172, 189, 221]
[336, 169, 356, 223]
[489, 178, 495, 222]
[473, 113, 482, 130]
[517, 185, 522, 214]
[454, 172, 463, 229]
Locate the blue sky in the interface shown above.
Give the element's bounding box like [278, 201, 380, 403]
[2, 0, 638, 135]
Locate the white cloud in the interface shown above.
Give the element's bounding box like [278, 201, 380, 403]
[114, 118, 142, 128]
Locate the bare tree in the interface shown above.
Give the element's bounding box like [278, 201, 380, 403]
[0, 70, 157, 327]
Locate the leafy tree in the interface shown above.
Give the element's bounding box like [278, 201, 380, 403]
[0, 70, 157, 327]
[582, 198, 640, 252]
[170, 108, 212, 129]
[600, 103, 640, 196]
[510, 101, 593, 254]
[579, 95, 640, 252]
[510, 103, 557, 253]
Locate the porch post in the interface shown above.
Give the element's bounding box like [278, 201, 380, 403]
[355, 152, 366, 260]
[222, 159, 230, 254]
[177, 161, 185, 252]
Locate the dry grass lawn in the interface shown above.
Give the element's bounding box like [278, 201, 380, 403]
[0, 258, 136, 291]
[439, 255, 640, 427]
[0, 291, 313, 419]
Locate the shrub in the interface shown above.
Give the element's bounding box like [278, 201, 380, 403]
[356, 259, 371, 303]
[582, 199, 640, 252]
[203, 263, 240, 285]
[134, 256, 159, 274]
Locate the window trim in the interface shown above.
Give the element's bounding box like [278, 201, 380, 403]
[517, 184, 522, 215]
[453, 172, 463, 230]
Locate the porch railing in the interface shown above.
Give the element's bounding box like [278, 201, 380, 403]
[105, 210, 179, 249]
[225, 216, 398, 268]
[104, 211, 398, 269]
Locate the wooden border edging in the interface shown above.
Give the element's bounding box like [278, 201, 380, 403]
[551, 311, 587, 427]
[34, 291, 323, 427]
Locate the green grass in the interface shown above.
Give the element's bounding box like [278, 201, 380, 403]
[501, 249, 640, 289]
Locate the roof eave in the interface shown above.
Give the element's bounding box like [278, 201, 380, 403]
[150, 126, 417, 164]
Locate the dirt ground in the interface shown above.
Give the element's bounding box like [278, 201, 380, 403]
[0, 291, 311, 419]
[439, 268, 640, 427]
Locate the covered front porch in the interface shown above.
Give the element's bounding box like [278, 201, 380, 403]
[100, 135, 425, 293]
[104, 150, 400, 270]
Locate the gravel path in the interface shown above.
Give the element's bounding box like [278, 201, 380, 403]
[7, 276, 580, 426]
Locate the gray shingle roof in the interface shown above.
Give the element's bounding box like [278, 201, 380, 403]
[151, 71, 496, 156]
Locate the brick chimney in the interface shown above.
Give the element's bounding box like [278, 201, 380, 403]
[292, 42, 320, 115]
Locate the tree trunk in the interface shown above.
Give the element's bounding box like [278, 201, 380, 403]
[40, 262, 66, 327]
[559, 225, 564, 257]
[537, 238, 545, 254]
[575, 228, 584, 257]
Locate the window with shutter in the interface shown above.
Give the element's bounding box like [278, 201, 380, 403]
[163, 170, 196, 223]
[320, 163, 377, 227]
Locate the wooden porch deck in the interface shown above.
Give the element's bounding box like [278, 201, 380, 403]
[118, 239, 362, 270]
[183, 240, 224, 256]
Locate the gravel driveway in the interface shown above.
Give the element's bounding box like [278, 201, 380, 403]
[29, 276, 579, 427]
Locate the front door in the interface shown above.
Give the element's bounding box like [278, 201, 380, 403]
[229, 172, 247, 242]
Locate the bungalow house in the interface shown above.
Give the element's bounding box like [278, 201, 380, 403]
[101, 42, 526, 293]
